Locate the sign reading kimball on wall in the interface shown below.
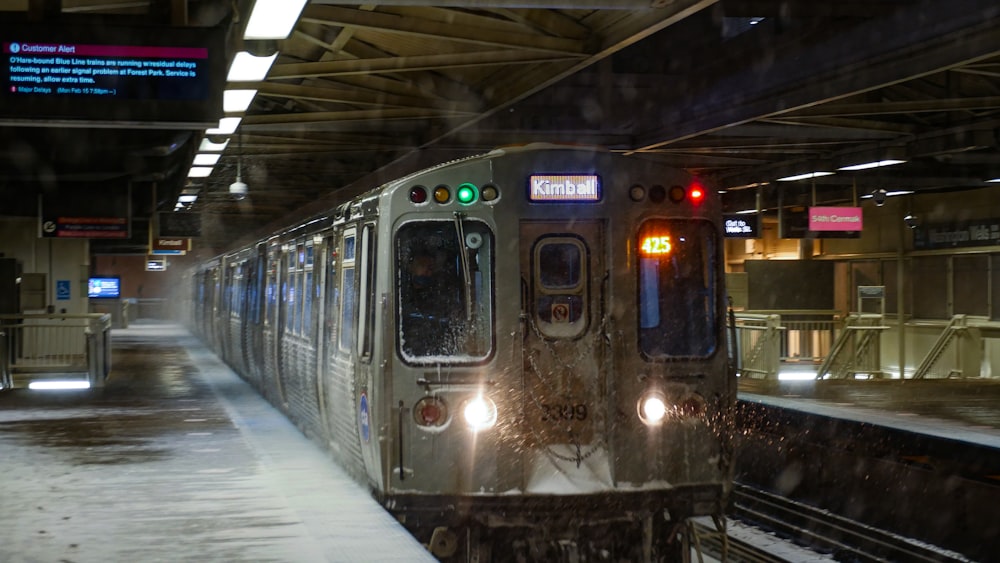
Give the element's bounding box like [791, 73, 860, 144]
[913, 219, 1000, 250]
[150, 237, 190, 253]
[723, 214, 760, 238]
[808, 206, 863, 232]
[528, 174, 601, 202]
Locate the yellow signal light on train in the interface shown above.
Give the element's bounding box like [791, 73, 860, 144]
[433, 185, 451, 204]
[456, 183, 479, 204]
[668, 185, 686, 203]
[640, 235, 672, 256]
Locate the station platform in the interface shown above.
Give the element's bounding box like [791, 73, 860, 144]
[738, 377, 1000, 441]
[0, 322, 435, 563]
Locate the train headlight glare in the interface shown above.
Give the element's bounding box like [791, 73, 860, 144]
[463, 396, 497, 431]
[639, 393, 668, 425]
[456, 183, 479, 204]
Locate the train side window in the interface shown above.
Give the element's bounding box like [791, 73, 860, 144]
[533, 237, 588, 339]
[325, 238, 340, 348]
[357, 224, 376, 360]
[265, 246, 279, 327]
[339, 230, 357, 352]
[636, 219, 717, 358]
[396, 220, 495, 364]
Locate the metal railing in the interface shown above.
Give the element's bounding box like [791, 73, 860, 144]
[731, 313, 783, 379]
[815, 313, 888, 379]
[0, 313, 112, 389]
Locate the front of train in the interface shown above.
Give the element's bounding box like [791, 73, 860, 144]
[377, 146, 734, 561]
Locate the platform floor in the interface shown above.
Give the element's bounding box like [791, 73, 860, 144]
[0, 322, 435, 563]
[738, 377, 1000, 448]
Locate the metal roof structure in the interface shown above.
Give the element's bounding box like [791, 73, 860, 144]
[1, 0, 999, 255]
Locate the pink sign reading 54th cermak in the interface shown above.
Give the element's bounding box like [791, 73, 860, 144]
[808, 206, 863, 232]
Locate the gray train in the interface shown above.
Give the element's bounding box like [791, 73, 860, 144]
[189, 145, 736, 562]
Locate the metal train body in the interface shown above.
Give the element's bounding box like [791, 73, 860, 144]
[190, 145, 735, 561]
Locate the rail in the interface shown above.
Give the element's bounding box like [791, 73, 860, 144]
[0, 313, 112, 390]
[815, 313, 888, 380]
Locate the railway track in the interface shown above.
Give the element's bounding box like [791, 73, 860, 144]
[692, 483, 972, 562]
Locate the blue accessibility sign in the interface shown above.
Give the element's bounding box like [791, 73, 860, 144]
[56, 280, 71, 301]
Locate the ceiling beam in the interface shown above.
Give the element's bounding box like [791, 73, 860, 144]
[632, 0, 1000, 151]
[268, 50, 586, 80]
[300, 5, 588, 54]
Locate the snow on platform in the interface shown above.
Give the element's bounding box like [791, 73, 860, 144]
[0, 322, 435, 563]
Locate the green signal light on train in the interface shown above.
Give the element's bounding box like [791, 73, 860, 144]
[456, 183, 479, 204]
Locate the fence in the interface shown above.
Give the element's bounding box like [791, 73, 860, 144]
[0, 313, 112, 390]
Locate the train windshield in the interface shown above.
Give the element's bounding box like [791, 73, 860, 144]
[637, 219, 718, 358]
[396, 220, 494, 364]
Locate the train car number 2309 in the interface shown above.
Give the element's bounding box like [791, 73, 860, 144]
[540, 403, 588, 422]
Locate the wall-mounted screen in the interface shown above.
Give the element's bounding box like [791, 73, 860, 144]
[1, 21, 225, 127]
[88, 276, 121, 299]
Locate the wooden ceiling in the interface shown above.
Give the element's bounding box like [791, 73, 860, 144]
[1, 1, 999, 255]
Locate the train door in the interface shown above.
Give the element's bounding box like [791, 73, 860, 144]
[354, 222, 381, 485]
[519, 220, 608, 462]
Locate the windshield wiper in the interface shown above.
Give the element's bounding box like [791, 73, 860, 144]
[453, 212, 473, 322]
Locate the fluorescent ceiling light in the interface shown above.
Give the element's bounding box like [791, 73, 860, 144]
[227, 51, 277, 82]
[837, 159, 907, 171]
[29, 380, 91, 390]
[199, 138, 230, 152]
[192, 154, 220, 166]
[178, 194, 198, 203]
[188, 166, 214, 178]
[776, 171, 835, 182]
[244, 0, 308, 40]
[206, 117, 242, 136]
[988, 178, 1000, 183]
[224, 89, 258, 113]
[859, 190, 914, 199]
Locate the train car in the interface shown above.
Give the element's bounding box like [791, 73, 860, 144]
[189, 144, 735, 562]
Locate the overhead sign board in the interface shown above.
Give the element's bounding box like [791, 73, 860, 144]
[913, 219, 1000, 250]
[158, 211, 201, 238]
[781, 207, 861, 239]
[39, 182, 131, 239]
[723, 214, 760, 238]
[808, 206, 863, 232]
[1, 22, 225, 126]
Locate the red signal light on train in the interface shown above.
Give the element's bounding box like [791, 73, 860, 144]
[409, 186, 428, 204]
[688, 183, 705, 204]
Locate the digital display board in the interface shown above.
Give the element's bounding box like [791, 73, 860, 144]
[39, 181, 131, 239]
[1, 22, 225, 126]
[723, 214, 760, 238]
[88, 276, 121, 299]
[528, 174, 601, 202]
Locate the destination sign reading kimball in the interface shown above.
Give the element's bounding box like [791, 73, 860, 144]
[808, 206, 863, 232]
[529, 174, 600, 202]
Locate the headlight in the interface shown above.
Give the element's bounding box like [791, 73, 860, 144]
[462, 395, 498, 431]
[638, 392, 669, 426]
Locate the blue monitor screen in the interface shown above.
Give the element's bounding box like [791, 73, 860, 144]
[88, 276, 121, 299]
